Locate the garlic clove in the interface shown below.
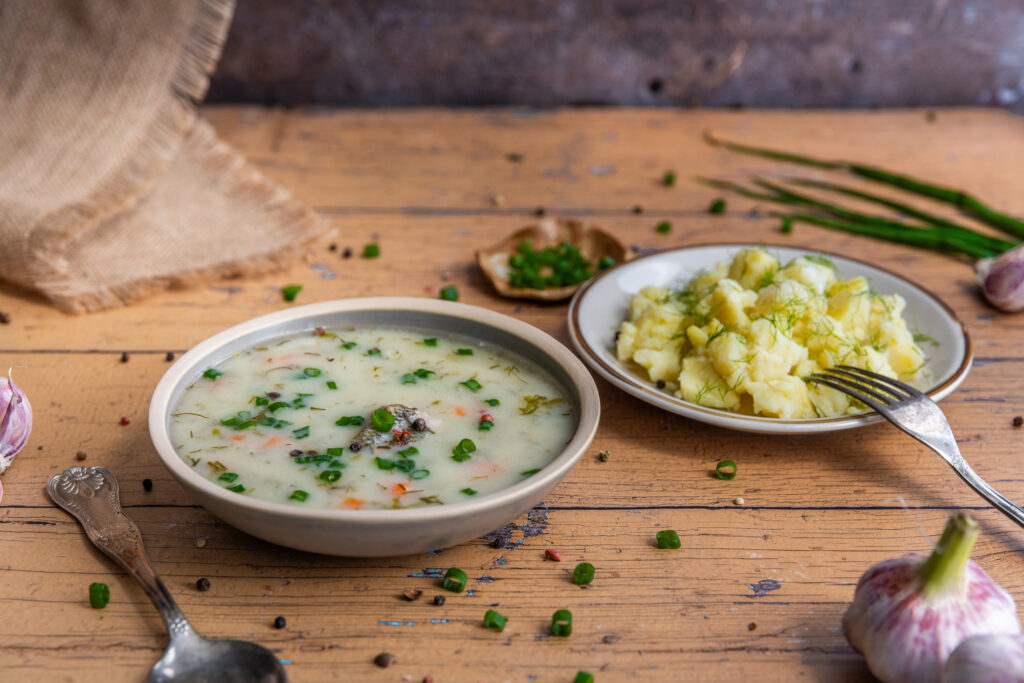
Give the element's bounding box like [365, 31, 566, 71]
[976, 243, 1024, 312]
[843, 514, 1021, 683]
[0, 368, 32, 476]
[942, 633, 1024, 683]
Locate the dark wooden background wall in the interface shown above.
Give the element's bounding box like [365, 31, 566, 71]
[208, 0, 1024, 111]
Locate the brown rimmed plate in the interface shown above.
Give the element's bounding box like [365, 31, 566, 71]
[567, 244, 972, 435]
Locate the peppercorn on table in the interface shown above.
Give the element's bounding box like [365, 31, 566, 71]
[3, 107, 1024, 682]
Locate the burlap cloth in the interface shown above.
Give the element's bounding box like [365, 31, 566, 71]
[0, 1, 327, 313]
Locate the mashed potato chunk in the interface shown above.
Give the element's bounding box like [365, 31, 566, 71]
[616, 249, 928, 418]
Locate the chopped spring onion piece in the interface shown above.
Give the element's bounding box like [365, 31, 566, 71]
[268, 401, 290, 413]
[656, 220, 672, 234]
[484, 398, 500, 406]
[292, 426, 311, 439]
[303, 367, 321, 377]
[574, 672, 595, 683]
[478, 420, 494, 431]
[423, 338, 438, 347]
[374, 457, 395, 470]
[482, 609, 507, 632]
[656, 529, 681, 549]
[397, 447, 419, 457]
[662, 170, 676, 187]
[202, 368, 222, 380]
[289, 490, 309, 502]
[366, 348, 382, 357]
[455, 348, 473, 356]
[89, 582, 110, 609]
[521, 468, 541, 476]
[410, 468, 430, 479]
[451, 438, 477, 462]
[414, 368, 435, 379]
[326, 447, 344, 456]
[572, 562, 595, 585]
[335, 415, 365, 426]
[319, 470, 342, 483]
[341, 341, 357, 350]
[363, 243, 380, 258]
[372, 408, 395, 432]
[460, 378, 482, 391]
[715, 459, 737, 480]
[401, 373, 417, 384]
[254, 396, 269, 406]
[598, 255, 615, 270]
[226, 484, 246, 493]
[440, 286, 459, 301]
[460, 488, 477, 496]
[551, 609, 573, 637]
[709, 198, 727, 214]
[442, 567, 468, 592]
[218, 472, 239, 483]
[281, 284, 302, 302]
[326, 380, 338, 390]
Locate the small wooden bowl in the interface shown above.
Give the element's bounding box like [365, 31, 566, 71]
[476, 218, 630, 301]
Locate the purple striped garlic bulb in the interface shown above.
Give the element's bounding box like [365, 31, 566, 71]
[942, 633, 1024, 683]
[976, 243, 1024, 312]
[0, 368, 31, 476]
[843, 514, 1021, 683]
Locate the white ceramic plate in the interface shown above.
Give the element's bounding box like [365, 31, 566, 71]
[568, 243, 973, 434]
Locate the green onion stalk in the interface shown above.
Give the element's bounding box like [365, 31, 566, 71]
[702, 133, 1024, 312]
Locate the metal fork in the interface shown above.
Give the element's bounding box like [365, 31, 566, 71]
[810, 365, 1024, 529]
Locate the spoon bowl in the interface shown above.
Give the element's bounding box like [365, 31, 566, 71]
[148, 634, 286, 683]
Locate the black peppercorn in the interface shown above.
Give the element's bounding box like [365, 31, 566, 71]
[120, 352, 129, 363]
[165, 351, 174, 362]
[632, 205, 644, 215]
[432, 595, 445, 606]
[349, 442, 362, 452]
[289, 449, 303, 457]
[411, 418, 426, 432]
[267, 391, 281, 399]
[342, 247, 353, 259]
[374, 652, 395, 668]
[273, 616, 286, 629]
[1014, 416, 1023, 428]
[656, 380, 665, 389]
[328, 243, 337, 252]
[533, 207, 546, 217]
[196, 577, 211, 592]
[142, 478, 153, 492]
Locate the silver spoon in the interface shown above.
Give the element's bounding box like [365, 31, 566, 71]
[48, 466, 288, 683]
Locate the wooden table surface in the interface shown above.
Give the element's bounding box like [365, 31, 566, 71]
[3, 107, 1024, 682]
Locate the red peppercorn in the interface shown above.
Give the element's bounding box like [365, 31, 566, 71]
[544, 549, 562, 562]
[119, 417, 130, 426]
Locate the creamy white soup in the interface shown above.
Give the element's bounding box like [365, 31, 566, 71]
[169, 327, 575, 509]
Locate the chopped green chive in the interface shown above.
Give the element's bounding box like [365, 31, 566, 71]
[395, 458, 416, 473]
[401, 373, 418, 384]
[780, 216, 794, 234]
[521, 468, 541, 477]
[397, 447, 419, 457]
[482, 609, 507, 632]
[452, 438, 477, 462]
[268, 401, 290, 413]
[254, 396, 270, 406]
[374, 457, 395, 470]
[326, 380, 338, 390]
[656, 220, 672, 234]
[410, 468, 430, 479]
[455, 348, 473, 356]
[303, 367, 321, 377]
[423, 338, 438, 347]
[226, 484, 246, 493]
[326, 447, 344, 456]
[715, 459, 737, 480]
[439, 285, 459, 301]
[662, 170, 676, 187]
[460, 378, 482, 391]
[442, 567, 468, 592]
[414, 368, 435, 379]
[292, 426, 310, 439]
[709, 198, 727, 214]
[460, 488, 477, 496]
[319, 470, 342, 483]
[281, 284, 302, 302]
[363, 243, 380, 258]
[478, 420, 494, 431]
[598, 255, 615, 270]
[574, 672, 595, 683]
[551, 609, 572, 637]
[88, 582, 110, 609]
[572, 562, 595, 585]
[341, 341, 357, 350]
[289, 490, 309, 502]
[372, 408, 395, 432]
[366, 348, 381, 357]
[506, 240, 602, 290]
[335, 415, 365, 426]
[484, 398, 500, 406]
[202, 368, 222, 380]
[218, 472, 239, 483]
[656, 529, 681, 549]
[234, 420, 256, 430]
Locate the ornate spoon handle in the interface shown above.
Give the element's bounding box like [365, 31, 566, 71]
[47, 466, 196, 639]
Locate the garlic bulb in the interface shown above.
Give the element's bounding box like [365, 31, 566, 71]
[976, 243, 1024, 312]
[843, 514, 1021, 683]
[942, 633, 1024, 683]
[0, 368, 31, 476]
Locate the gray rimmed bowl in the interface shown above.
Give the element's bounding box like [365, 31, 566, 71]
[149, 297, 600, 557]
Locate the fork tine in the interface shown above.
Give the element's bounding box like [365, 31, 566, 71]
[810, 374, 895, 409]
[825, 367, 908, 400]
[835, 365, 926, 398]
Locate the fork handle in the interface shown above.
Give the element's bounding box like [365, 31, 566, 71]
[945, 457, 1024, 529]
